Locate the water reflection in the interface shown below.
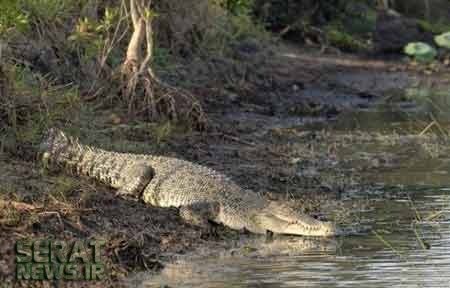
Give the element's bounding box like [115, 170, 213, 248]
[133, 192, 449, 288]
[131, 87, 450, 288]
[328, 86, 450, 132]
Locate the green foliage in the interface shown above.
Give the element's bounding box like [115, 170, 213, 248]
[68, 7, 121, 65]
[204, 0, 260, 54]
[68, 17, 102, 55]
[404, 42, 437, 63]
[343, 7, 376, 35]
[20, 0, 77, 23]
[0, 0, 80, 34]
[326, 25, 367, 52]
[228, 11, 267, 41]
[199, 10, 268, 55]
[151, 121, 174, 144]
[435, 32, 450, 49]
[153, 47, 173, 70]
[215, 0, 254, 15]
[143, 8, 159, 20]
[0, 0, 29, 34]
[417, 20, 450, 34]
[0, 63, 83, 151]
[417, 20, 434, 32]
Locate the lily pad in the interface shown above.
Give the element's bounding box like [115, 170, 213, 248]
[404, 42, 437, 63]
[435, 32, 450, 49]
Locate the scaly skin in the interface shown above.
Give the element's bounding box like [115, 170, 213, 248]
[40, 129, 336, 237]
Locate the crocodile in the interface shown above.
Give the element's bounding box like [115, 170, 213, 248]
[39, 128, 336, 237]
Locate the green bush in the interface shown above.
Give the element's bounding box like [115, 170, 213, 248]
[404, 42, 437, 63]
[215, 0, 254, 15]
[325, 25, 367, 52]
[198, 9, 268, 55]
[0, 0, 29, 34]
[0, 0, 80, 34]
[435, 32, 450, 49]
[20, 0, 78, 23]
[418, 20, 450, 34]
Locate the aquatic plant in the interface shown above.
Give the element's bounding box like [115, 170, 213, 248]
[403, 42, 437, 63]
[434, 32, 450, 49]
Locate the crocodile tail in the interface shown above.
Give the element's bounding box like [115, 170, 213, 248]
[40, 128, 153, 197]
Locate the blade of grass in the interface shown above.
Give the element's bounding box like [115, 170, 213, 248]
[408, 196, 423, 222]
[373, 230, 405, 260]
[430, 113, 449, 139]
[425, 210, 444, 221]
[419, 121, 436, 136]
[412, 223, 428, 250]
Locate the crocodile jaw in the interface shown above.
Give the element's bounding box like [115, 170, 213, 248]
[282, 221, 336, 237]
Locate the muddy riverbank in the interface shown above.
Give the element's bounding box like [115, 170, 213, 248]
[1, 44, 450, 287]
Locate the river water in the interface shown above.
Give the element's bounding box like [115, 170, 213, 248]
[133, 88, 450, 288]
[137, 189, 449, 288]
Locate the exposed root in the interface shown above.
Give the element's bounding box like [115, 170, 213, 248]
[120, 0, 207, 129]
[122, 67, 206, 129]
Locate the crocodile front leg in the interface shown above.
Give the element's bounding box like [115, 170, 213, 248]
[179, 202, 220, 228]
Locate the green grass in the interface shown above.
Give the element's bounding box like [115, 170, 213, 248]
[21, 0, 78, 23]
[0, 0, 29, 33]
[325, 26, 368, 52]
[418, 19, 450, 34]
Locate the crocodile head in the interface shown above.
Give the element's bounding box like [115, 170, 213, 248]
[39, 128, 69, 154]
[252, 201, 337, 237]
[251, 213, 337, 237]
[39, 128, 81, 170]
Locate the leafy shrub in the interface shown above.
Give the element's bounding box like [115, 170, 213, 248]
[20, 0, 77, 23]
[155, 0, 267, 56]
[219, 0, 254, 15]
[0, 0, 79, 35]
[418, 20, 450, 34]
[325, 25, 367, 52]
[435, 32, 450, 49]
[404, 42, 437, 63]
[0, 0, 29, 34]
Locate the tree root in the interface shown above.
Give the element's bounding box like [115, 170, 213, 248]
[123, 70, 207, 129]
[120, 0, 207, 129]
